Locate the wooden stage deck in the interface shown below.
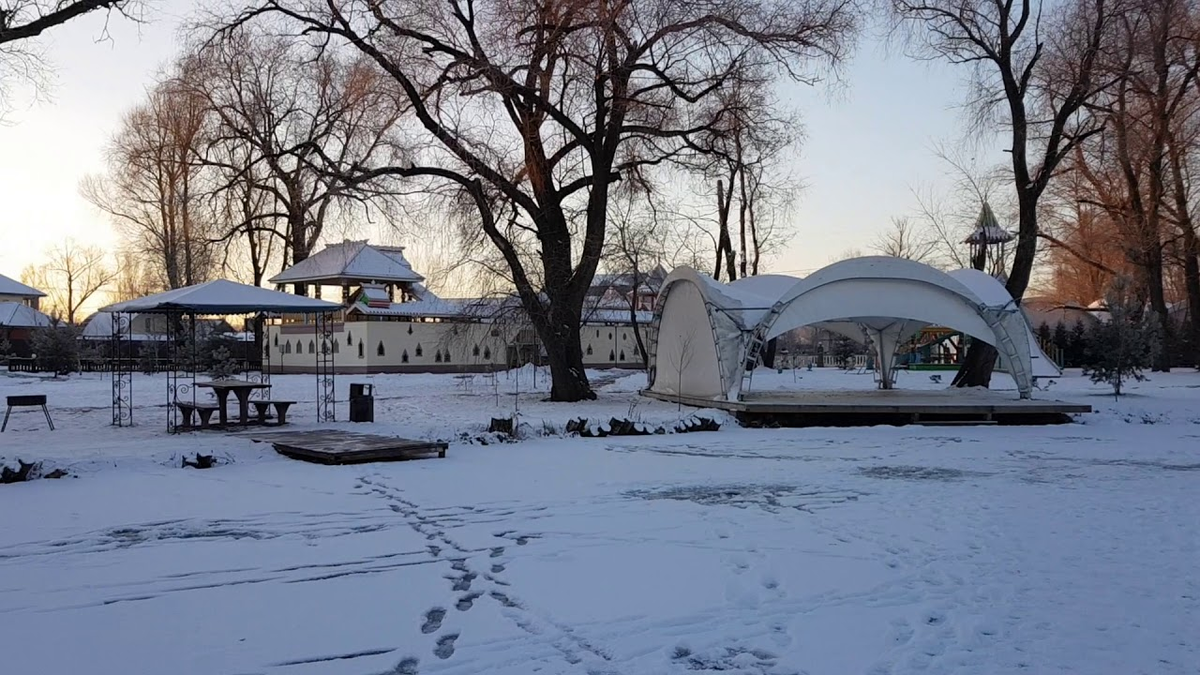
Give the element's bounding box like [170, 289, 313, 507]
[641, 388, 1092, 427]
[248, 430, 448, 464]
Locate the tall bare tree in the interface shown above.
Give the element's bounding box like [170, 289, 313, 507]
[21, 239, 114, 324]
[893, 0, 1117, 386]
[187, 28, 405, 293]
[223, 0, 856, 400]
[1068, 0, 1200, 370]
[82, 67, 218, 290]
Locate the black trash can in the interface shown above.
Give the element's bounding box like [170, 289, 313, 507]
[349, 383, 375, 423]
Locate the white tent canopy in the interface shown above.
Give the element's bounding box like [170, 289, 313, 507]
[100, 280, 342, 315]
[649, 257, 1056, 401]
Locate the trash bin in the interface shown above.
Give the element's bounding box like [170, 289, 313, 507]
[349, 383, 374, 423]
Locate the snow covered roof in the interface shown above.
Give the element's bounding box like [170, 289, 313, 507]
[270, 240, 425, 285]
[0, 273, 45, 298]
[582, 307, 655, 324]
[0, 302, 51, 328]
[963, 202, 1014, 245]
[100, 280, 342, 315]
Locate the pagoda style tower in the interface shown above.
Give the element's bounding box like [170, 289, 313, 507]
[963, 201, 1014, 279]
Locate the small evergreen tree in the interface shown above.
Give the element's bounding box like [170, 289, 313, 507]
[31, 325, 80, 376]
[1037, 322, 1053, 349]
[1068, 319, 1088, 368]
[832, 335, 857, 368]
[1082, 278, 1159, 396]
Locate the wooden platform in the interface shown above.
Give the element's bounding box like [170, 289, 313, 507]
[641, 388, 1092, 427]
[249, 430, 447, 464]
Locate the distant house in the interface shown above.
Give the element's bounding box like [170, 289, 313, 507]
[0, 273, 45, 311]
[0, 302, 53, 357]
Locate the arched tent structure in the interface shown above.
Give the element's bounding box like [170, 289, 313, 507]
[649, 257, 1046, 402]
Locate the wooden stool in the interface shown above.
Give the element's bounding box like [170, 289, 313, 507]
[2, 395, 54, 432]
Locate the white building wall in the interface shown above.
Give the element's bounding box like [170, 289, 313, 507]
[580, 323, 654, 367]
[267, 319, 653, 372]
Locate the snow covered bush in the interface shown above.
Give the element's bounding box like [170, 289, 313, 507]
[1082, 278, 1159, 396]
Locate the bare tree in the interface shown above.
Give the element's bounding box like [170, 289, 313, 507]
[81, 68, 218, 290]
[893, 0, 1117, 386]
[1067, 0, 1200, 371]
[187, 28, 405, 293]
[690, 72, 801, 281]
[108, 249, 158, 303]
[21, 239, 115, 324]
[223, 0, 857, 401]
[873, 216, 939, 262]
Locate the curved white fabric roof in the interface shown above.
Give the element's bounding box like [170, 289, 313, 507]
[100, 280, 342, 315]
[947, 269, 1062, 378]
[649, 257, 1039, 401]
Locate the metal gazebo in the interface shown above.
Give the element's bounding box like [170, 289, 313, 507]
[99, 280, 342, 431]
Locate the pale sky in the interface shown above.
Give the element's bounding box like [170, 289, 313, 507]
[0, 3, 998, 286]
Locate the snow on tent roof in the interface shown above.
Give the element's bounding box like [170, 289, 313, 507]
[0, 273, 46, 298]
[269, 240, 425, 285]
[0, 302, 51, 328]
[99, 280, 342, 314]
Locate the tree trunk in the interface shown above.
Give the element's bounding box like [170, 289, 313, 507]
[1144, 253, 1172, 372]
[1168, 134, 1200, 366]
[715, 178, 737, 281]
[538, 302, 595, 401]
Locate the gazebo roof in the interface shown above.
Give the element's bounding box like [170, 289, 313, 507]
[0, 273, 46, 298]
[269, 240, 425, 286]
[963, 202, 1014, 245]
[99, 280, 342, 315]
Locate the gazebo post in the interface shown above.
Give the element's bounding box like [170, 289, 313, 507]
[165, 311, 199, 433]
[315, 310, 336, 422]
[110, 312, 134, 427]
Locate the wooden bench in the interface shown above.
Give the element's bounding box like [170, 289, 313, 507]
[2, 394, 54, 432]
[176, 401, 222, 429]
[251, 400, 297, 426]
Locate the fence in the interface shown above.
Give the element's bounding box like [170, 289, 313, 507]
[6, 357, 263, 375]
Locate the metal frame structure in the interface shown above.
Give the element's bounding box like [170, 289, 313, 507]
[110, 312, 134, 427]
[246, 313, 271, 399]
[315, 311, 336, 423]
[165, 313, 198, 433]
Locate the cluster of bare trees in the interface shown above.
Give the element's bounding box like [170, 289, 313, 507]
[1040, 0, 1200, 369]
[79, 26, 403, 296]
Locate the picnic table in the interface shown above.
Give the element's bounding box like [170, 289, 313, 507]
[195, 380, 272, 427]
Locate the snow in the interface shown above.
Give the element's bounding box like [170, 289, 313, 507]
[0, 272, 45, 298]
[1, 366, 1198, 675]
[269, 240, 426, 285]
[0, 302, 51, 328]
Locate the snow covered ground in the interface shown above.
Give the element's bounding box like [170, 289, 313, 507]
[0, 366, 1197, 674]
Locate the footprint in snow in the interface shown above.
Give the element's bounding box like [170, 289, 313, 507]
[491, 563, 505, 574]
[490, 547, 505, 558]
[421, 608, 445, 634]
[392, 656, 420, 675]
[456, 592, 482, 611]
[434, 633, 458, 659]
